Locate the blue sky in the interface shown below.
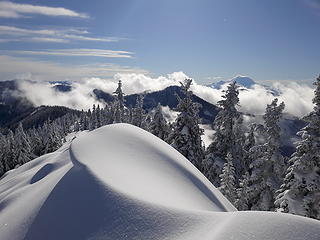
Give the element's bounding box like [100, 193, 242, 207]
[0, 0, 319, 84]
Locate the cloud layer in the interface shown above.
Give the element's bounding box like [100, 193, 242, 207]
[0, 55, 147, 82]
[0, 25, 119, 43]
[0, 1, 88, 18]
[14, 72, 315, 118]
[11, 49, 133, 59]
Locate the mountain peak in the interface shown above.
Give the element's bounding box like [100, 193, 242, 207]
[209, 75, 256, 89]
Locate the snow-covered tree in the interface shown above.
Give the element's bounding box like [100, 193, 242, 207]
[264, 98, 286, 175]
[149, 103, 170, 140]
[91, 104, 97, 130]
[96, 104, 102, 128]
[235, 172, 250, 210]
[14, 123, 32, 166]
[79, 110, 89, 130]
[275, 75, 320, 220]
[113, 80, 125, 123]
[6, 130, 18, 169]
[243, 125, 256, 172]
[43, 121, 62, 154]
[0, 133, 8, 175]
[131, 95, 147, 129]
[219, 153, 237, 204]
[248, 98, 285, 211]
[167, 79, 204, 169]
[203, 82, 245, 185]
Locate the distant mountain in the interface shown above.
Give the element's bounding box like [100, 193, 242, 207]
[0, 79, 304, 156]
[209, 76, 256, 89]
[0, 80, 34, 129]
[93, 85, 220, 123]
[208, 75, 279, 95]
[0, 80, 78, 131]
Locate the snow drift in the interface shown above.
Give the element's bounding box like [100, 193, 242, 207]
[0, 124, 319, 240]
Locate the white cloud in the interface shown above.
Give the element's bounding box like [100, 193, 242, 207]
[0, 1, 88, 18]
[11, 49, 133, 59]
[0, 25, 118, 43]
[113, 73, 315, 117]
[17, 81, 100, 110]
[6, 69, 316, 117]
[0, 55, 147, 81]
[14, 72, 187, 110]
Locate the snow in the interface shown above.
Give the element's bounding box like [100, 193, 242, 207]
[0, 123, 319, 240]
[209, 76, 256, 89]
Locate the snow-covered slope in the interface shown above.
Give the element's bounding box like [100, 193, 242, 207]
[0, 124, 319, 240]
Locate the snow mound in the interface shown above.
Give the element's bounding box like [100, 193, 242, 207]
[0, 124, 319, 240]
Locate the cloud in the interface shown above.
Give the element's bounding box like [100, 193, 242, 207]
[9, 70, 316, 117]
[17, 81, 100, 110]
[114, 73, 315, 117]
[0, 55, 147, 81]
[0, 25, 119, 43]
[11, 49, 133, 59]
[0, 1, 88, 18]
[14, 72, 187, 110]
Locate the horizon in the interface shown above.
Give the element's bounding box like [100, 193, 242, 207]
[0, 0, 319, 84]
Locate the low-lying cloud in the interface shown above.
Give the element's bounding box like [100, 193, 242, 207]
[15, 72, 315, 117]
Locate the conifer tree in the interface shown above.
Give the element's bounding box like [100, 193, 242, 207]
[89, 104, 97, 130]
[0, 133, 8, 175]
[275, 75, 320, 219]
[28, 127, 44, 156]
[219, 153, 237, 204]
[96, 104, 102, 128]
[243, 125, 256, 172]
[167, 79, 204, 169]
[113, 80, 125, 123]
[149, 103, 170, 140]
[131, 95, 147, 129]
[203, 82, 245, 185]
[235, 172, 250, 210]
[14, 123, 32, 166]
[248, 98, 285, 211]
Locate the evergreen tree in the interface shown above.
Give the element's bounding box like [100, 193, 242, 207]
[203, 82, 245, 185]
[248, 98, 285, 211]
[113, 80, 125, 123]
[28, 127, 44, 157]
[235, 172, 250, 210]
[44, 121, 62, 154]
[96, 104, 102, 128]
[89, 105, 97, 130]
[0, 133, 8, 175]
[243, 125, 256, 173]
[131, 95, 147, 129]
[275, 75, 320, 220]
[6, 130, 18, 169]
[167, 79, 204, 169]
[14, 123, 32, 166]
[149, 103, 170, 140]
[264, 98, 286, 181]
[219, 153, 237, 204]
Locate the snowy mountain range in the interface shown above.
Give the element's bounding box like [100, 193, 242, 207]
[0, 124, 319, 240]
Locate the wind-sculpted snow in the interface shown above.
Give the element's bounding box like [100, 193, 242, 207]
[0, 124, 319, 240]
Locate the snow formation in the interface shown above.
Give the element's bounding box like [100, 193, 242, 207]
[0, 124, 319, 240]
